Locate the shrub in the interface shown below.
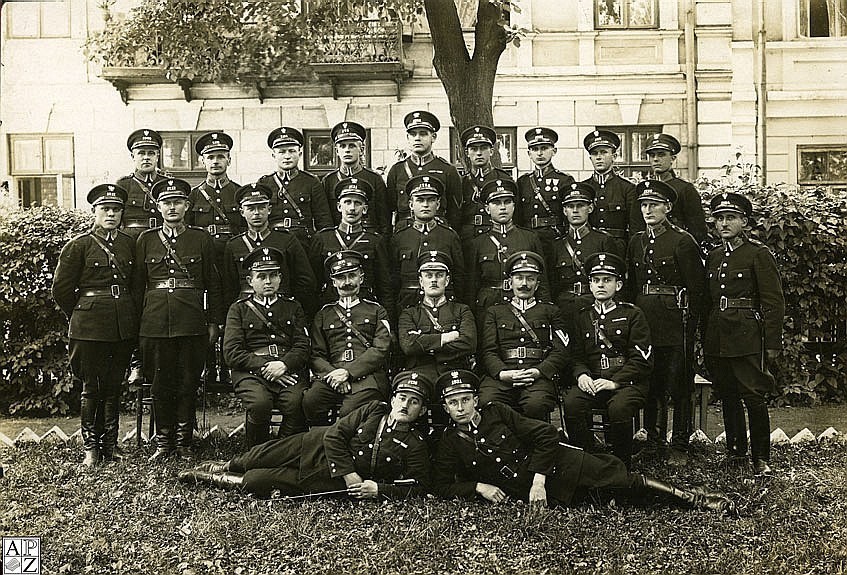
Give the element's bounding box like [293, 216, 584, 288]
[0, 206, 92, 415]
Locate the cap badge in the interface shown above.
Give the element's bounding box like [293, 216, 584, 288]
[143, 130, 149, 136]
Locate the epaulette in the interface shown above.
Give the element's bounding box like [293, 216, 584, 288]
[394, 220, 413, 232]
[299, 170, 321, 182]
[747, 237, 765, 247]
[187, 225, 205, 231]
[137, 227, 161, 239]
[116, 174, 133, 182]
[552, 168, 575, 180]
[618, 301, 636, 308]
[235, 294, 252, 303]
[494, 167, 512, 176]
[360, 297, 383, 308]
[314, 226, 335, 235]
[115, 229, 133, 239]
[71, 232, 90, 242]
[319, 301, 337, 311]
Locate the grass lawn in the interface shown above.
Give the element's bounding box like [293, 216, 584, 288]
[1, 437, 846, 575]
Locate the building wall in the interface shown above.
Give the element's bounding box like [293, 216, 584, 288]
[1, 0, 846, 209]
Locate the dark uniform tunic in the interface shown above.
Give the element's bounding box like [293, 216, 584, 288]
[322, 166, 388, 235]
[627, 220, 705, 448]
[458, 165, 512, 243]
[303, 298, 392, 422]
[580, 172, 643, 243]
[479, 299, 570, 420]
[229, 401, 430, 498]
[656, 171, 709, 245]
[223, 295, 311, 437]
[464, 223, 549, 318]
[309, 223, 394, 314]
[703, 237, 784, 463]
[385, 153, 462, 231]
[432, 402, 630, 506]
[516, 165, 575, 260]
[563, 300, 653, 465]
[116, 172, 168, 238]
[134, 225, 225, 432]
[397, 298, 477, 401]
[549, 224, 623, 318]
[389, 220, 465, 315]
[53, 229, 138, 398]
[222, 228, 316, 317]
[257, 169, 334, 247]
[187, 179, 243, 259]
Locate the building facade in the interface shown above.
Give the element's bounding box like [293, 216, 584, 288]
[2, 0, 847, 209]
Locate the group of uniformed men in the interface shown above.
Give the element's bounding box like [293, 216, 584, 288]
[52, 111, 784, 509]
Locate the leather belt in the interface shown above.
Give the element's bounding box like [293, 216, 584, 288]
[597, 227, 626, 239]
[530, 216, 558, 228]
[335, 349, 356, 362]
[719, 296, 756, 311]
[568, 282, 589, 296]
[80, 285, 124, 298]
[642, 284, 679, 296]
[503, 347, 546, 360]
[253, 345, 285, 357]
[124, 218, 159, 228]
[273, 218, 305, 230]
[485, 279, 513, 291]
[600, 355, 626, 369]
[206, 224, 233, 235]
[151, 279, 200, 289]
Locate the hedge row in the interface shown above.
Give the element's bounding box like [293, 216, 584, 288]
[0, 180, 844, 415]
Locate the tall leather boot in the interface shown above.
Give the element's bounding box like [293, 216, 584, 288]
[100, 396, 125, 462]
[609, 421, 635, 469]
[177, 469, 243, 490]
[244, 420, 269, 450]
[80, 397, 100, 467]
[175, 421, 194, 461]
[635, 474, 735, 515]
[149, 396, 176, 462]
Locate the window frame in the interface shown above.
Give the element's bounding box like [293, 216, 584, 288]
[303, 128, 373, 176]
[8, 133, 75, 209]
[596, 124, 662, 179]
[5, 0, 72, 39]
[595, 0, 659, 30]
[448, 126, 518, 176]
[797, 144, 847, 185]
[798, 0, 847, 38]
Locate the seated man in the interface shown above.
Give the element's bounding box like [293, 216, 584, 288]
[479, 251, 569, 421]
[562, 252, 652, 468]
[302, 250, 391, 425]
[178, 371, 431, 500]
[432, 370, 733, 513]
[222, 247, 311, 449]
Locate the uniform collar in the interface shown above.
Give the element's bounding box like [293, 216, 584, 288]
[491, 222, 514, 236]
[408, 151, 435, 166]
[337, 296, 360, 309]
[338, 221, 363, 235]
[412, 219, 437, 233]
[423, 295, 447, 309]
[458, 411, 482, 432]
[134, 171, 156, 185]
[533, 163, 555, 178]
[593, 300, 617, 314]
[92, 227, 117, 241]
[655, 169, 676, 183]
[246, 226, 271, 242]
[473, 164, 493, 179]
[252, 294, 278, 307]
[205, 175, 230, 189]
[569, 223, 591, 240]
[384, 415, 411, 433]
[339, 163, 363, 177]
[723, 236, 744, 252]
[161, 222, 186, 237]
[276, 168, 299, 182]
[647, 220, 669, 238]
[511, 297, 537, 311]
[592, 171, 612, 185]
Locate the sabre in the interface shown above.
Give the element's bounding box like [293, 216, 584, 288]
[271, 488, 351, 501]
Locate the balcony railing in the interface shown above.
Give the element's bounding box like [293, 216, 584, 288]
[313, 19, 404, 64]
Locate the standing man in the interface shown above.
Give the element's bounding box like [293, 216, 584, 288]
[562, 252, 652, 468]
[187, 131, 242, 388]
[645, 133, 709, 246]
[703, 193, 784, 476]
[322, 121, 388, 235]
[389, 175, 465, 316]
[117, 129, 168, 239]
[302, 251, 392, 425]
[310, 177, 394, 312]
[464, 178, 549, 319]
[257, 127, 333, 249]
[627, 180, 705, 465]
[516, 127, 575, 261]
[222, 183, 316, 318]
[53, 184, 138, 466]
[478, 251, 570, 421]
[134, 178, 224, 461]
[550, 182, 624, 319]
[385, 111, 461, 231]
[579, 130, 642, 244]
[398, 251, 477, 417]
[223, 247, 311, 449]
[457, 125, 512, 243]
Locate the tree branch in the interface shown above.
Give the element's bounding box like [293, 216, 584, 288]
[423, 0, 470, 70]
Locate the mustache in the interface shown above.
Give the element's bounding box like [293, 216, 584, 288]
[516, 286, 531, 292]
[340, 284, 355, 291]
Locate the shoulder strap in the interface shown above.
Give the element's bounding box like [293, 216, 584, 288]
[509, 305, 541, 345]
[196, 184, 232, 221]
[591, 309, 621, 355]
[157, 230, 194, 280]
[528, 176, 556, 217]
[333, 305, 372, 348]
[369, 414, 389, 474]
[561, 235, 582, 272]
[88, 233, 130, 282]
[244, 299, 290, 341]
[273, 173, 305, 219]
[422, 306, 444, 333]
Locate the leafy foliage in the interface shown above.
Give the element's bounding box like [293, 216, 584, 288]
[696, 161, 847, 405]
[0, 207, 92, 416]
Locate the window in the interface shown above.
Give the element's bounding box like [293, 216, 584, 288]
[159, 132, 209, 185]
[797, 145, 847, 192]
[799, 0, 847, 37]
[6, 1, 71, 38]
[597, 125, 662, 179]
[303, 129, 372, 176]
[449, 127, 518, 177]
[595, 0, 658, 29]
[8, 134, 74, 209]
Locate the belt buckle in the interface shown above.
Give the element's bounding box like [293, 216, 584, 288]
[207, 224, 217, 235]
[500, 464, 517, 479]
[110, 285, 121, 298]
[474, 215, 483, 226]
[148, 217, 158, 228]
[573, 282, 583, 295]
[167, 277, 177, 289]
[503, 278, 512, 291]
[268, 344, 279, 357]
[342, 349, 354, 362]
[531, 215, 539, 227]
[516, 346, 526, 359]
[282, 217, 292, 228]
[642, 284, 650, 296]
[601, 355, 610, 370]
[719, 295, 728, 311]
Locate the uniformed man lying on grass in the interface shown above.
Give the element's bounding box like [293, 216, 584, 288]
[178, 371, 430, 500]
[431, 369, 734, 514]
